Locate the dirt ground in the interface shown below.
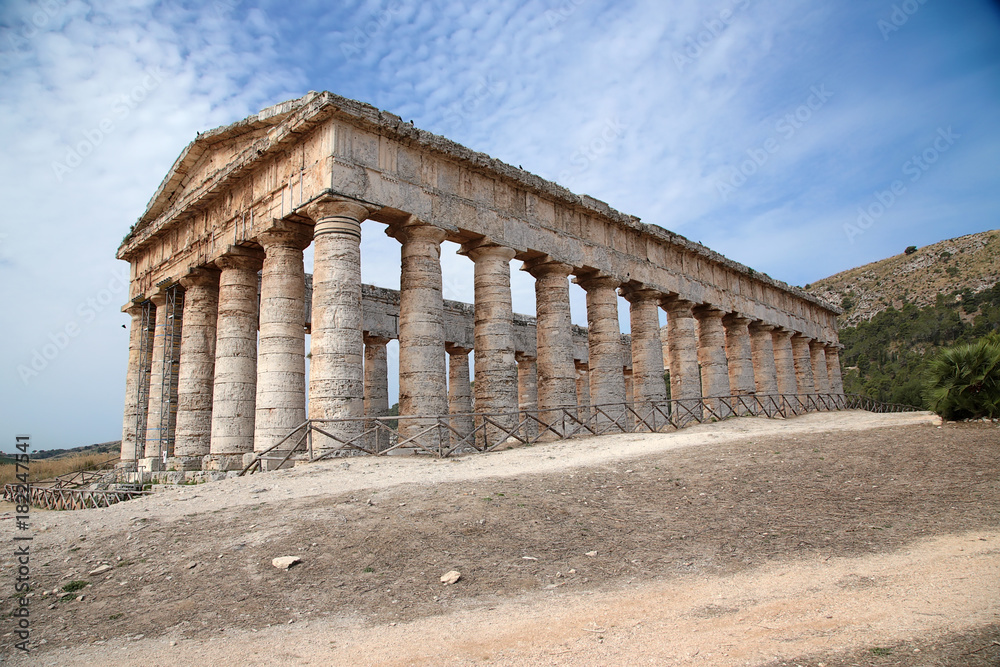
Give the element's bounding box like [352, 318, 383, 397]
[1, 410, 998, 666]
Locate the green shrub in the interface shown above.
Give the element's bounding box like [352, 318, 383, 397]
[924, 338, 1000, 420]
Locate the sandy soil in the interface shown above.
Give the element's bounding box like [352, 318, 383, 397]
[2, 410, 998, 666]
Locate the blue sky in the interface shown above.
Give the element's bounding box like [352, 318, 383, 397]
[1, 0, 998, 450]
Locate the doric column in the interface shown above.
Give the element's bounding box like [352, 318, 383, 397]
[662, 297, 701, 423]
[575, 361, 591, 421]
[791, 334, 816, 405]
[810, 341, 831, 394]
[516, 353, 538, 440]
[695, 306, 732, 418]
[622, 287, 667, 405]
[576, 274, 626, 428]
[723, 314, 755, 415]
[388, 220, 449, 446]
[749, 322, 779, 396]
[460, 240, 518, 445]
[524, 258, 577, 434]
[364, 335, 391, 451]
[254, 222, 312, 459]
[446, 345, 474, 447]
[772, 328, 799, 407]
[304, 197, 371, 453]
[144, 288, 183, 459]
[826, 345, 845, 395]
[210, 248, 264, 462]
[174, 268, 220, 461]
[120, 301, 154, 464]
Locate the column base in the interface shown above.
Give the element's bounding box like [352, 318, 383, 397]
[202, 454, 247, 471]
[137, 457, 164, 473]
[165, 456, 204, 472]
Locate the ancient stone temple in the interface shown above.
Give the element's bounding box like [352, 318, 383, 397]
[116, 91, 843, 473]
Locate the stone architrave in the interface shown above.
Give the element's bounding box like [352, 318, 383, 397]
[364, 335, 391, 451]
[662, 297, 702, 424]
[461, 240, 519, 447]
[576, 274, 626, 429]
[695, 306, 732, 419]
[174, 268, 220, 460]
[254, 222, 312, 460]
[389, 220, 449, 447]
[524, 258, 577, 437]
[120, 301, 153, 464]
[304, 197, 371, 454]
[210, 248, 264, 463]
[723, 314, 756, 415]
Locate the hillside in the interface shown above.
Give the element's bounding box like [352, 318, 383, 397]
[809, 230, 1000, 326]
[0, 440, 120, 460]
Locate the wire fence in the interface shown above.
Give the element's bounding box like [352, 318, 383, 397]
[241, 393, 923, 474]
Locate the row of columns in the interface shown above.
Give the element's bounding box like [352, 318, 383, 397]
[123, 195, 845, 465]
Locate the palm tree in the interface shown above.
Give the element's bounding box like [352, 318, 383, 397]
[923, 337, 1000, 420]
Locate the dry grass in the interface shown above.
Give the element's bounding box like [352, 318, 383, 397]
[0, 452, 118, 486]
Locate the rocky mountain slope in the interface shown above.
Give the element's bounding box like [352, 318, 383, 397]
[809, 230, 1000, 326]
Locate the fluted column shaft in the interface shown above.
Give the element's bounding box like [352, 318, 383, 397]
[305, 198, 370, 452]
[447, 345, 474, 445]
[174, 268, 220, 458]
[525, 260, 577, 431]
[515, 353, 537, 439]
[826, 346, 845, 395]
[792, 334, 816, 398]
[210, 250, 264, 458]
[255, 225, 311, 457]
[578, 275, 626, 427]
[749, 323, 779, 396]
[391, 222, 449, 444]
[810, 341, 830, 394]
[463, 241, 518, 444]
[624, 288, 667, 405]
[772, 329, 799, 402]
[695, 306, 732, 418]
[120, 302, 153, 463]
[724, 315, 756, 396]
[662, 298, 701, 416]
[364, 336, 390, 451]
[144, 291, 171, 458]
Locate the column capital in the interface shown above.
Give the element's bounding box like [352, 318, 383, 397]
[445, 343, 473, 355]
[791, 332, 814, 342]
[515, 352, 537, 363]
[148, 290, 169, 307]
[722, 313, 753, 328]
[749, 320, 777, 333]
[521, 256, 574, 278]
[363, 334, 392, 346]
[256, 220, 313, 251]
[302, 196, 372, 225]
[178, 266, 221, 290]
[385, 217, 447, 245]
[214, 246, 265, 272]
[123, 300, 149, 317]
[573, 272, 620, 292]
[809, 339, 828, 350]
[693, 304, 725, 319]
[661, 295, 696, 316]
[459, 238, 517, 262]
[618, 283, 661, 304]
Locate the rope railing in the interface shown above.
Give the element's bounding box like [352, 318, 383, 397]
[240, 392, 922, 474]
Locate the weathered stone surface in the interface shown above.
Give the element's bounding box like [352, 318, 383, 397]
[622, 287, 667, 405]
[749, 322, 779, 396]
[810, 341, 831, 394]
[772, 328, 799, 399]
[524, 259, 577, 432]
[826, 346, 845, 395]
[723, 315, 756, 398]
[446, 345, 474, 445]
[120, 302, 152, 462]
[272, 556, 301, 570]
[210, 248, 264, 456]
[255, 223, 311, 456]
[516, 353, 538, 439]
[364, 336, 391, 451]
[577, 274, 626, 426]
[175, 268, 220, 458]
[144, 291, 171, 459]
[695, 306, 731, 418]
[792, 334, 817, 398]
[662, 297, 701, 421]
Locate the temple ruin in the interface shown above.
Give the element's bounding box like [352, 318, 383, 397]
[116, 91, 844, 475]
